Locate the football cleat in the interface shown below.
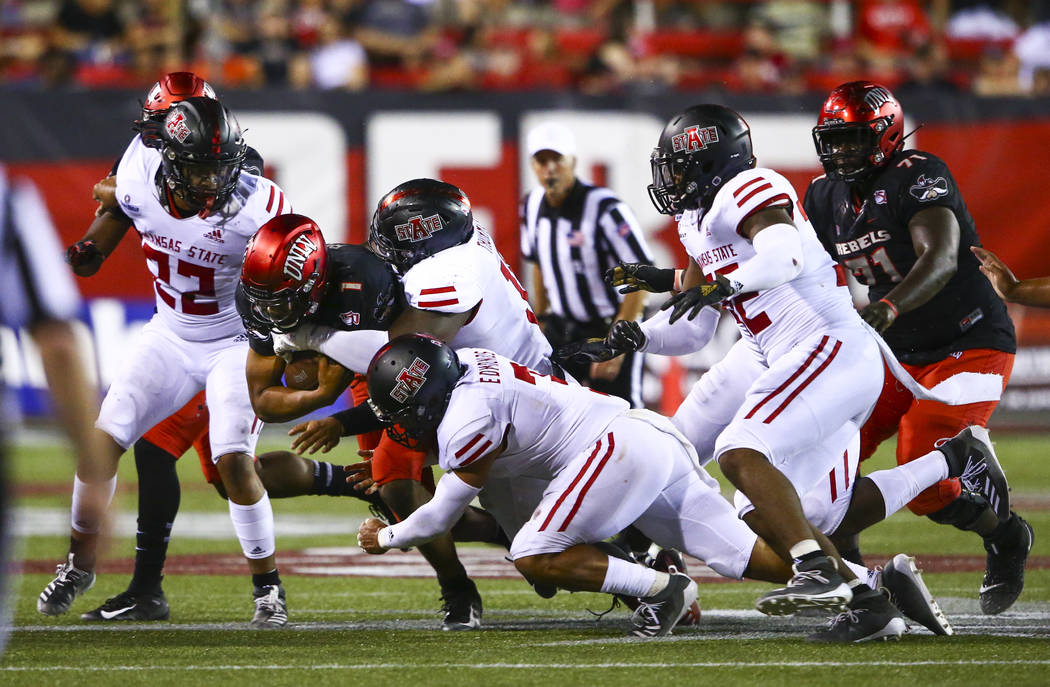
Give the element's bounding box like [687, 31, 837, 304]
[81, 588, 170, 622]
[37, 553, 95, 616]
[806, 591, 907, 643]
[755, 555, 851, 616]
[440, 579, 482, 631]
[628, 572, 698, 638]
[650, 548, 702, 626]
[251, 584, 288, 628]
[981, 513, 1034, 615]
[939, 425, 1011, 521]
[878, 554, 952, 635]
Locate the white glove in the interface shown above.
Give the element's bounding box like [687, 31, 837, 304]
[272, 323, 336, 361]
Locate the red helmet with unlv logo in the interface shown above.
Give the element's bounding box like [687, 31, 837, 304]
[241, 214, 328, 332]
[142, 71, 217, 123]
[812, 81, 904, 184]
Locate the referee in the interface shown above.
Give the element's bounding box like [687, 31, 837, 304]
[520, 123, 654, 406]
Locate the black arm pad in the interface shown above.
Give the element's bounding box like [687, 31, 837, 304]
[331, 402, 389, 437]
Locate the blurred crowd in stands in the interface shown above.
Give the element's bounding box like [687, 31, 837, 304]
[2, 0, 1050, 96]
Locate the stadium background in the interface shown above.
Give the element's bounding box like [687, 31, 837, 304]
[1, 0, 1049, 426]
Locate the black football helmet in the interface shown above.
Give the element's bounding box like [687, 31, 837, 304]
[367, 178, 475, 273]
[367, 334, 466, 446]
[648, 104, 757, 215]
[159, 96, 246, 217]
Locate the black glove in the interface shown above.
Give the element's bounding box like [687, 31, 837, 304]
[859, 299, 897, 333]
[555, 338, 620, 364]
[661, 274, 738, 324]
[605, 262, 676, 294]
[606, 320, 646, 352]
[65, 240, 104, 273]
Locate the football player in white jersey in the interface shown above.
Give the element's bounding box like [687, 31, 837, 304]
[353, 335, 799, 637]
[38, 97, 293, 628]
[566, 105, 1010, 642]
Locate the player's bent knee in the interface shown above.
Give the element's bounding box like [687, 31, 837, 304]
[514, 554, 556, 583]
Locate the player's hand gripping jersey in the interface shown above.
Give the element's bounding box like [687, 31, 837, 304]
[677, 168, 855, 361]
[401, 225, 555, 372]
[117, 136, 290, 341]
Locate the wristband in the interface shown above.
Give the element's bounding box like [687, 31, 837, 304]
[878, 298, 899, 318]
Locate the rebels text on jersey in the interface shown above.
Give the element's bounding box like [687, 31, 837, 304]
[437, 348, 628, 480]
[804, 150, 1015, 364]
[237, 243, 405, 356]
[116, 136, 290, 342]
[678, 168, 857, 362]
[401, 225, 554, 371]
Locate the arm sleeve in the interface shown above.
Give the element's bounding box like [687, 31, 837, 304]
[597, 200, 654, 266]
[315, 328, 389, 373]
[726, 223, 804, 294]
[639, 305, 719, 355]
[331, 402, 389, 436]
[378, 471, 482, 549]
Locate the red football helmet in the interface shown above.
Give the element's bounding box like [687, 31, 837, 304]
[241, 214, 328, 332]
[812, 81, 904, 184]
[142, 72, 216, 123]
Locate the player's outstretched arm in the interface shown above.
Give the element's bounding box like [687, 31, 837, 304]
[66, 208, 133, 277]
[246, 349, 353, 423]
[972, 246, 1050, 308]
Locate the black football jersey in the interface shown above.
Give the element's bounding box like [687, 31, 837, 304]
[238, 243, 405, 356]
[804, 149, 1015, 365]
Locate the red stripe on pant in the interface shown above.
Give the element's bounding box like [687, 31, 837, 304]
[538, 434, 609, 532]
[745, 336, 829, 420]
[557, 433, 616, 532]
[762, 339, 842, 424]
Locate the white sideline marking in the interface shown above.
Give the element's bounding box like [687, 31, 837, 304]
[5, 660, 1050, 672]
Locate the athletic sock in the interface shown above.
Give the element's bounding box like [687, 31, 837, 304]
[789, 539, 823, 567]
[129, 440, 181, 595]
[252, 569, 281, 589]
[310, 460, 352, 496]
[599, 555, 660, 597]
[228, 493, 276, 560]
[71, 473, 117, 535]
[867, 451, 949, 519]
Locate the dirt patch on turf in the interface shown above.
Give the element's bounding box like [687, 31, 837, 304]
[19, 548, 1050, 579]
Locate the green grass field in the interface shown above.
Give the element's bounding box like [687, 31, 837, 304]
[3, 430, 1049, 686]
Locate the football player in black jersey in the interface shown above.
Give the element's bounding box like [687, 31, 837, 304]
[804, 81, 1032, 615]
[240, 213, 508, 630]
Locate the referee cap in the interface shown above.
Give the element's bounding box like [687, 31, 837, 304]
[527, 122, 577, 159]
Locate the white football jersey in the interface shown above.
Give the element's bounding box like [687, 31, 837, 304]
[401, 225, 553, 370]
[437, 348, 627, 480]
[678, 167, 858, 361]
[116, 136, 290, 342]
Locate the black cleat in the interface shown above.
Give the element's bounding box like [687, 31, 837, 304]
[251, 584, 288, 628]
[37, 553, 95, 616]
[939, 426, 1011, 521]
[807, 591, 907, 643]
[755, 555, 851, 616]
[981, 513, 1034, 615]
[440, 579, 482, 631]
[628, 572, 698, 638]
[878, 554, 952, 635]
[81, 588, 170, 622]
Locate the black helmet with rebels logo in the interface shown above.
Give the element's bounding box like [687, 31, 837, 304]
[366, 334, 466, 446]
[648, 104, 757, 215]
[367, 178, 474, 273]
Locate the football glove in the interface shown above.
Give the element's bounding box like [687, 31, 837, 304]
[65, 240, 104, 273]
[555, 337, 620, 364]
[605, 262, 676, 294]
[661, 274, 739, 324]
[606, 320, 646, 352]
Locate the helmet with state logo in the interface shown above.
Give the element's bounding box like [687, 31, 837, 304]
[367, 178, 475, 273]
[136, 72, 217, 148]
[812, 81, 905, 184]
[648, 104, 757, 215]
[159, 96, 247, 217]
[366, 334, 466, 446]
[241, 214, 328, 332]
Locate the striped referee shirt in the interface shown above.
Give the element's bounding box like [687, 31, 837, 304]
[520, 180, 653, 323]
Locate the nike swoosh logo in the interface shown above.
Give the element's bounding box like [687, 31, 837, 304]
[979, 583, 1006, 594]
[99, 606, 136, 619]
